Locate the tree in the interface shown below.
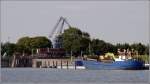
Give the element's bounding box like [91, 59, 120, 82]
[131, 43, 146, 55]
[1, 42, 16, 58]
[16, 36, 52, 54]
[30, 36, 52, 48]
[144, 44, 149, 55]
[16, 37, 31, 54]
[80, 36, 91, 54]
[91, 39, 106, 55]
[62, 27, 90, 56]
[115, 43, 131, 50]
[91, 39, 116, 55]
[1, 43, 4, 56]
[104, 42, 115, 53]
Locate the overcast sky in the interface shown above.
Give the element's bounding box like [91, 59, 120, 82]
[1, 1, 149, 44]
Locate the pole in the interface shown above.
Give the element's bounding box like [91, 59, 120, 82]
[61, 60, 62, 69]
[75, 61, 76, 70]
[67, 61, 68, 69]
[81, 50, 83, 59]
[53, 61, 55, 68]
[89, 43, 91, 56]
[56, 61, 58, 68]
[32, 49, 34, 57]
[71, 50, 73, 62]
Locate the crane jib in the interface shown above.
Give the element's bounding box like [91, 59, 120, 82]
[49, 17, 72, 48]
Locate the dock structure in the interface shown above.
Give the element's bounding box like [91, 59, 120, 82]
[32, 58, 85, 69]
[11, 55, 16, 68]
[11, 55, 33, 68]
[10, 55, 85, 69]
[32, 59, 73, 68]
[10, 48, 85, 69]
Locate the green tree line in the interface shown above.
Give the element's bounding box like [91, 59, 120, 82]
[1, 36, 51, 58]
[1, 27, 149, 59]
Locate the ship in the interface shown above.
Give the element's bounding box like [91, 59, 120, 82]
[75, 59, 145, 70]
[75, 52, 146, 70]
[85, 60, 145, 70]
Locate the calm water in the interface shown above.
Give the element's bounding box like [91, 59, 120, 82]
[1, 68, 149, 84]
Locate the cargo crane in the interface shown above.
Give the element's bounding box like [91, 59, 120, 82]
[49, 16, 71, 48]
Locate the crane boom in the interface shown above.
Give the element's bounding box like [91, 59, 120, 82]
[49, 16, 72, 48]
[49, 17, 71, 38]
[49, 17, 62, 38]
[64, 18, 71, 27]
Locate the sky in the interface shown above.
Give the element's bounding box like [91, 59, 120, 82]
[1, 1, 149, 45]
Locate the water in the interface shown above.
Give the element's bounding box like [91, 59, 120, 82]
[1, 68, 149, 84]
